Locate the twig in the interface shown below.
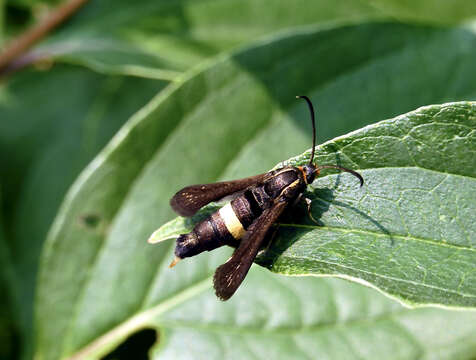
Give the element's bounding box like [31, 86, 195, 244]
[0, 0, 90, 72]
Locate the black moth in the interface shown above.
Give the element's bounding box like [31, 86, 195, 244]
[154, 96, 363, 300]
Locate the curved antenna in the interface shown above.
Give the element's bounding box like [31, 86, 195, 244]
[317, 165, 364, 187]
[296, 95, 316, 165]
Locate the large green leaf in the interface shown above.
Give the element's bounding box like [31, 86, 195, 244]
[158, 101, 476, 307]
[0, 64, 164, 359]
[74, 269, 476, 360]
[34, 0, 381, 78]
[31, 0, 476, 79]
[150, 271, 476, 360]
[36, 22, 476, 359]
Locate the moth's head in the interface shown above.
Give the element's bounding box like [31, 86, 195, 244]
[301, 163, 317, 185]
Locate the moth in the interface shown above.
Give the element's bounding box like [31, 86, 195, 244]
[150, 96, 363, 300]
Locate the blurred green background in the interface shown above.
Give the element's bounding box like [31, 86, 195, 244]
[1, 1, 476, 359]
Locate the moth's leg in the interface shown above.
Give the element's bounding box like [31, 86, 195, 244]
[292, 193, 303, 207]
[291, 194, 321, 225]
[303, 197, 320, 225]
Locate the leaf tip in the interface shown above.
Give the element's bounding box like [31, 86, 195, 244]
[147, 229, 174, 244]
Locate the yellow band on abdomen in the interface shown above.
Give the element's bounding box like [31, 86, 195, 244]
[219, 203, 246, 239]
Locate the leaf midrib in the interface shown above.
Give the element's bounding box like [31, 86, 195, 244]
[276, 256, 476, 299]
[277, 223, 476, 253]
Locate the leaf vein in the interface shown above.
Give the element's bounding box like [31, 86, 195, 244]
[277, 223, 476, 252]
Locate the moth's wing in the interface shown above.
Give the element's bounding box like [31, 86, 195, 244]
[170, 173, 268, 217]
[213, 200, 288, 300]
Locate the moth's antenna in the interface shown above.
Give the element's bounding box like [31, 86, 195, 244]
[317, 165, 364, 187]
[296, 95, 316, 165]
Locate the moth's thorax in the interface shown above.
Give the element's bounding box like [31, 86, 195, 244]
[264, 168, 299, 198]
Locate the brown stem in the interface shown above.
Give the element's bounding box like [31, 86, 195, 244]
[0, 0, 90, 72]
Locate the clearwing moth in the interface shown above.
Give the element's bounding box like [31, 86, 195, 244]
[149, 96, 363, 300]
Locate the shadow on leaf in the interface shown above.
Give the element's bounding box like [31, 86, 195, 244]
[256, 182, 393, 269]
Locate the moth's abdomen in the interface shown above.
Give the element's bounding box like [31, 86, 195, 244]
[229, 196, 255, 228]
[175, 233, 200, 258]
[218, 203, 245, 240]
[174, 195, 255, 259]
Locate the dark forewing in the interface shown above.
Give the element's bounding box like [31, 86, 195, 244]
[170, 173, 268, 217]
[213, 200, 288, 300]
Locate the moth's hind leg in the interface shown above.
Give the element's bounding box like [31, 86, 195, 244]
[289, 193, 322, 226]
[302, 197, 321, 225]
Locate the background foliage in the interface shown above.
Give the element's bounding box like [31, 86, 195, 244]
[1, 1, 475, 359]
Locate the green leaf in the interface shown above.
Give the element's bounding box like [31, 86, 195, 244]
[368, 0, 476, 24]
[0, 64, 164, 358]
[36, 23, 476, 359]
[159, 101, 476, 308]
[32, 0, 476, 78]
[150, 270, 476, 360]
[85, 270, 476, 360]
[34, 0, 382, 78]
